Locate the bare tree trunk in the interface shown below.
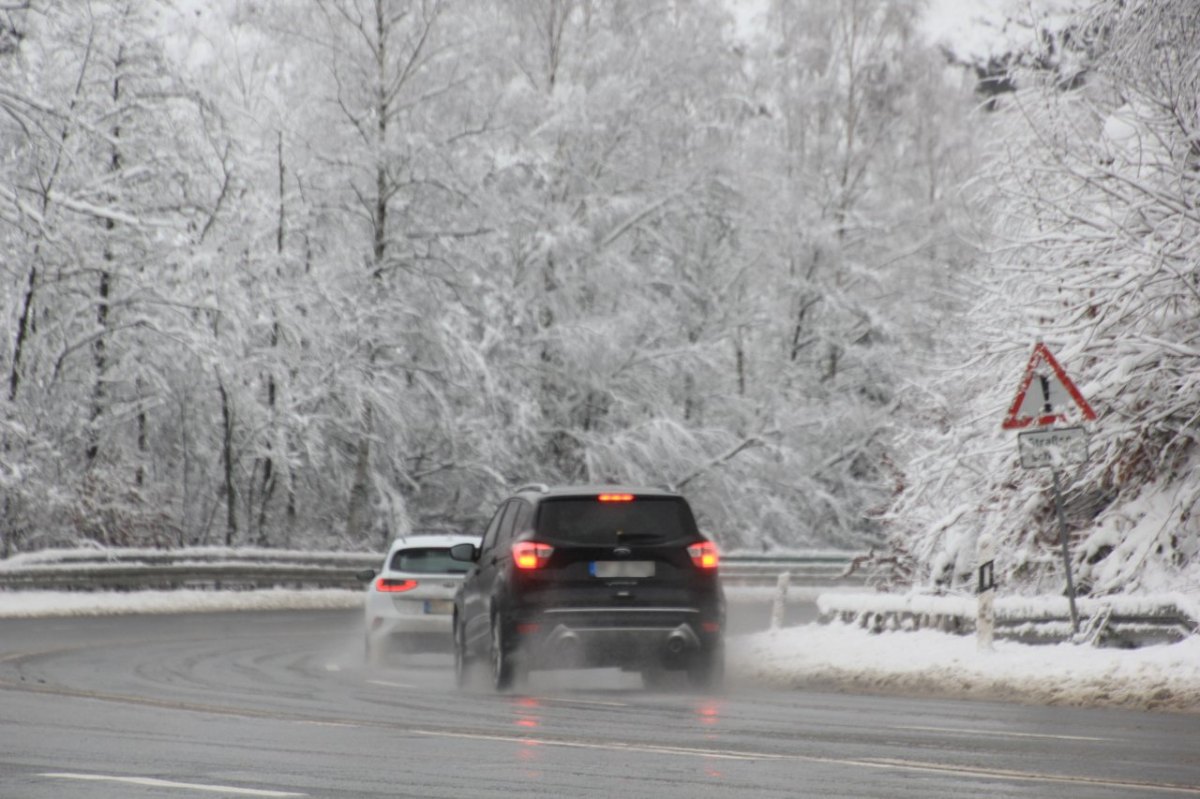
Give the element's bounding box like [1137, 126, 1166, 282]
[88, 46, 123, 467]
[8, 265, 36, 402]
[218, 377, 237, 546]
[345, 0, 391, 541]
[346, 405, 373, 542]
[86, 269, 110, 466]
[135, 380, 146, 488]
[255, 132, 286, 546]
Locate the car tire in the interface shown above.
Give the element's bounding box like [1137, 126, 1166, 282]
[490, 616, 515, 692]
[641, 666, 671, 691]
[453, 619, 471, 689]
[365, 635, 383, 667]
[687, 642, 725, 690]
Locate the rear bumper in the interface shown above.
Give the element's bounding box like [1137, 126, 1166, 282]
[366, 614, 454, 654]
[511, 606, 722, 669]
[370, 614, 454, 636]
[365, 597, 455, 644]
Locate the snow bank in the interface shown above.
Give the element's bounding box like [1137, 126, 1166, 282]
[732, 622, 1200, 713]
[817, 590, 1200, 623]
[0, 546, 378, 567]
[0, 589, 364, 618]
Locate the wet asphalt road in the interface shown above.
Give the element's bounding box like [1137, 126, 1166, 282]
[1, 605, 1198, 798]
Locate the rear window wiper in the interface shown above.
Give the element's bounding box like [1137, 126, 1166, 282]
[615, 532, 667, 543]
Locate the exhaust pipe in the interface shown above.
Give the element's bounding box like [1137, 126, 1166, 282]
[547, 626, 584, 668]
[664, 625, 699, 657]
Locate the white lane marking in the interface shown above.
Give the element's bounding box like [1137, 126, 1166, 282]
[411, 728, 783, 761]
[41, 773, 306, 797]
[892, 724, 1113, 743]
[536, 696, 628, 708]
[409, 729, 1200, 794]
[860, 758, 1200, 796]
[367, 679, 417, 689]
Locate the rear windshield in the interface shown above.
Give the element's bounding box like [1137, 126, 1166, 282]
[535, 496, 698, 545]
[388, 547, 470, 574]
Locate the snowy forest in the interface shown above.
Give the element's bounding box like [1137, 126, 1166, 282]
[0, 0, 1195, 598]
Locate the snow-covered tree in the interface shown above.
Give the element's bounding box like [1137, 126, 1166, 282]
[885, 0, 1200, 595]
[0, 0, 989, 559]
[1, 1, 223, 550]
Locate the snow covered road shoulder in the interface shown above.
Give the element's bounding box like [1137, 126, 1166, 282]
[731, 623, 1200, 714]
[1, 588, 1197, 714]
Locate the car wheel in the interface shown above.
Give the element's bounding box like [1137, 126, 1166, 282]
[453, 619, 471, 689]
[687, 642, 725, 690]
[365, 635, 382, 667]
[641, 666, 671, 691]
[490, 616, 514, 692]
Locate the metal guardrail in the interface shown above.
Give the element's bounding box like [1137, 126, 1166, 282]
[818, 592, 1199, 648]
[0, 550, 381, 592]
[0, 548, 864, 592]
[718, 555, 865, 587]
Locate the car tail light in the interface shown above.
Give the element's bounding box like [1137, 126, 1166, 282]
[597, 493, 634, 502]
[512, 541, 554, 570]
[375, 577, 419, 592]
[687, 541, 719, 570]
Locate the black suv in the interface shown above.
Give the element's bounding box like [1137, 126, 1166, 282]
[450, 484, 725, 691]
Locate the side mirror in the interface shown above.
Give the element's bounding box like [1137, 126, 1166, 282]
[449, 543, 478, 563]
[355, 569, 376, 582]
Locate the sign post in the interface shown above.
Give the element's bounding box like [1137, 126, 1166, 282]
[1002, 342, 1096, 636]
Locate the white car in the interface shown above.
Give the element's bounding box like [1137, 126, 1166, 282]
[362, 532, 480, 664]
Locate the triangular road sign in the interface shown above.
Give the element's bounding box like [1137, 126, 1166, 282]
[1002, 343, 1097, 430]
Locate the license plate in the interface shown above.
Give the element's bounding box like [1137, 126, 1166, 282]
[424, 599, 454, 614]
[590, 561, 654, 578]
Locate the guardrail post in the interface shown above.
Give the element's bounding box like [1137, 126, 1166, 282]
[770, 571, 790, 631]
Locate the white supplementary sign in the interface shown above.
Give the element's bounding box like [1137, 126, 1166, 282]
[1017, 426, 1089, 469]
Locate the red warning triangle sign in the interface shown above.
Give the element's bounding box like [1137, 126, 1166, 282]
[1002, 343, 1097, 430]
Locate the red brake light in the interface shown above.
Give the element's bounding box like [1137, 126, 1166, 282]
[375, 578, 419, 592]
[687, 541, 719, 570]
[598, 493, 634, 502]
[513, 541, 554, 570]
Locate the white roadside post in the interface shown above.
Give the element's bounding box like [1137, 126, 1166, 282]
[770, 570, 790, 632]
[976, 534, 996, 651]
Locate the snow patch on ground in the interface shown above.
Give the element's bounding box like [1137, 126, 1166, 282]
[732, 623, 1200, 714]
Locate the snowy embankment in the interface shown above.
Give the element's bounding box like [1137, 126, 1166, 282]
[732, 623, 1200, 714]
[0, 586, 1196, 713]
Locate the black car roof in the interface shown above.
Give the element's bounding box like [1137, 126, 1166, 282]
[512, 484, 682, 501]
